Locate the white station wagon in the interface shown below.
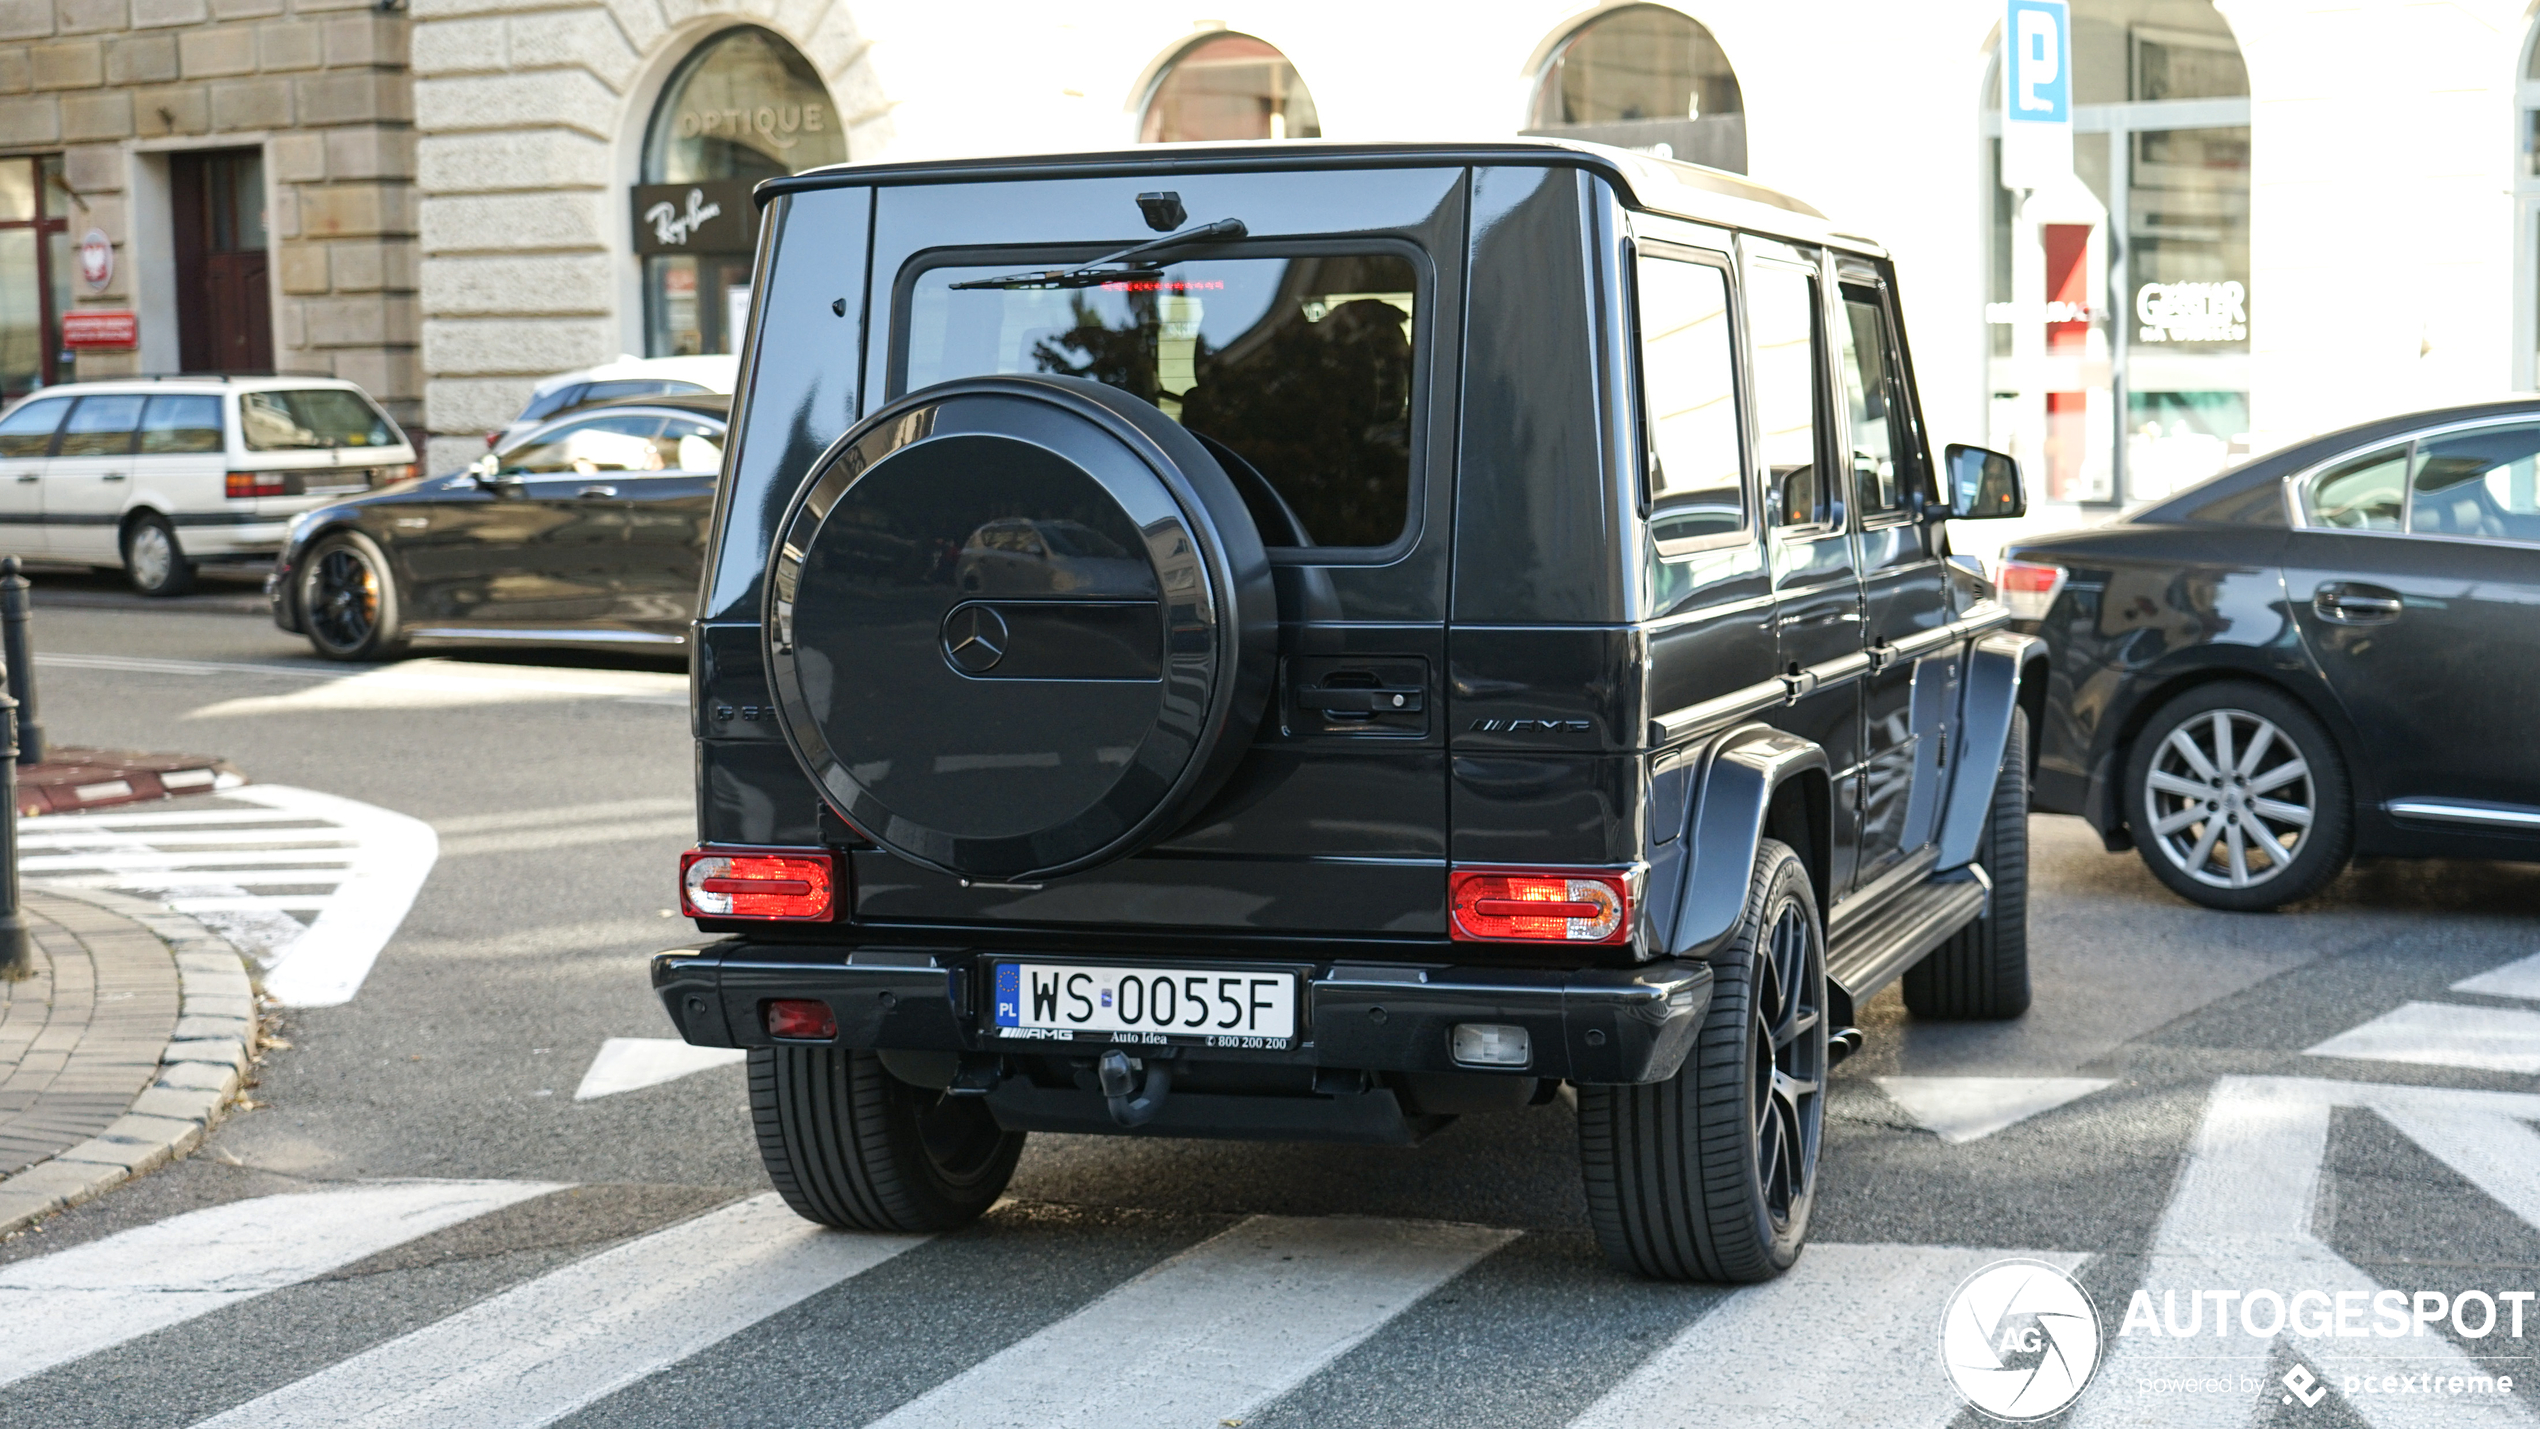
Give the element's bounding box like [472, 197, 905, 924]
[0, 375, 417, 596]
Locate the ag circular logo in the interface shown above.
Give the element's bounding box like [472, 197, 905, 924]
[941, 603, 1008, 674]
[1941, 1258, 2101, 1420]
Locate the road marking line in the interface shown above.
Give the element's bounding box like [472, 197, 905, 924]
[438, 817, 696, 860]
[431, 797, 693, 836]
[184, 658, 685, 719]
[1875, 1076, 2115, 1144]
[2453, 951, 2540, 1002]
[0, 1180, 558, 1389]
[33, 653, 340, 680]
[573, 1038, 746, 1100]
[21, 849, 359, 872]
[184, 1194, 925, 1429]
[865, 1214, 1514, 1429]
[1568, 1244, 2088, 1429]
[2303, 1001, 2540, 1075]
[16, 807, 334, 830]
[224, 786, 437, 1008]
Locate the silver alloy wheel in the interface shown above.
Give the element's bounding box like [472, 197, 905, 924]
[2143, 707, 2316, 889]
[128, 522, 174, 591]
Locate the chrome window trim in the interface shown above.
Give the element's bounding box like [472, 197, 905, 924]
[2281, 410, 2540, 546]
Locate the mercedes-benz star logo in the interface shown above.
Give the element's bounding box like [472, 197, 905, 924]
[942, 604, 1008, 674]
[1941, 1258, 2101, 1421]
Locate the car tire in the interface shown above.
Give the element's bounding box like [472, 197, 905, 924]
[750, 1045, 1024, 1234]
[1577, 838, 1826, 1282]
[2123, 681, 2352, 912]
[1903, 708, 2033, 1020]
[122, 512, 195, 598]
[297, 531, 406, 661]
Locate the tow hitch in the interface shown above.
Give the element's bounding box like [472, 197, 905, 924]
[1097, 1049, 1173, 1128]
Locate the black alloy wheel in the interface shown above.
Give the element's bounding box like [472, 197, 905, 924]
[2123, 681, 2352, 911]
[751, 1046, 1023, 1233]
[299, 531, 406, 662]
[1579, 838, 1827, 1282]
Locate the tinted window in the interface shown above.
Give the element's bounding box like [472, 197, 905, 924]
[1749, 264, 1823, 525]
[502, 414, 676, 474]
[1635, 253, 1743, 547]
[582, 379, 707, 403]
[2307, 445, 2406, 531]
[664, 417, 723, 473]
[1837, 287, 1930, 518]
[518, 383, 586, 424]
[0, 394, 70, 456]
[904, 253, 1417, 549]
[138, 394, 223, 454]
[56, 394, 145, 457]
[240, 388, 399, 451]
[2410, 424, 2540, 543]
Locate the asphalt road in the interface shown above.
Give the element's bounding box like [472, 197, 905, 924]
[3, 594, 2537, 1429]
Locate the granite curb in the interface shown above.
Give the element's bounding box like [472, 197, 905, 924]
[0, 885, 258, 1236]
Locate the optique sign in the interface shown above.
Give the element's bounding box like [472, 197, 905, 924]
[2137, 281, 2248, 344]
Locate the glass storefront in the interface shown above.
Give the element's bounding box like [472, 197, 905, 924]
[1524, 5, 1746, 174]
[1138, 34, 1320, 143]
[1986, 1, 2249, 504]
[0, 155, 70, 400]
[636, 27, 846, 357]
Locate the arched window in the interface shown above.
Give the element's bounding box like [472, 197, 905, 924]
[1139, 34, 1320, 143]
[1524, 5, 1746, 174]
[636, 27, 844, 357]
[1982, 1, 2249, 506]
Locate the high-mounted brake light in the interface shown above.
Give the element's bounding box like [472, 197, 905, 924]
[1997, 560, 2069, 622]
[680, 847, 835, 921]
[226, 471, 290, 498]
[1449, 868, 1631, 944]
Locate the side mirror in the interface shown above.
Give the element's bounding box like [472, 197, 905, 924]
[1944, 444, 2026, 519]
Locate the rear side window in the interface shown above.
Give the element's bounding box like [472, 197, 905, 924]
[138, 395, 223, 454]
[2410, 424, 2540, 543]
[0, 395, 71, 456]
[241, 388, 399, 451]
[582, 379, 706, 403]
[1634, 253, 1744, 550]
[56, 394, 145, 456]
[2306, 445, 2406, 531]
[500, 414, 703, 474]
[518, 383, 586, 423]
[903, 252, 1418, 549]
[1748, 264, 1825, 526]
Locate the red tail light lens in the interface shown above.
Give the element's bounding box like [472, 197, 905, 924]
[765, 999, 837, 1039]
[680, 847, 835, 921]
[226, 471, 290, 498]
[1997, 560, 2069, 622]
[1450, 868, 1631, 944]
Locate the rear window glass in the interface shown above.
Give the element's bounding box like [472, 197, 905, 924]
[241, 388, 400, 452]
[0, 395, 71, 456]
[518, 383, 585, 424]
[903, 253, 1418, 549]
[57, 394, 145, 456]
[582, 379, 706, 403]
[139, 394, 223, 454]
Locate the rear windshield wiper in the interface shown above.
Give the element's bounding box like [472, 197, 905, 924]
[948, 218, 1248, 291]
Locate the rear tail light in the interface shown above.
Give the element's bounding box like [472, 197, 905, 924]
[226, 471, 291, 498]
[680, 847, 835, 921]
[765, 999, 837, 1039]
[1997, 560, 2069, 622]
[1449, 868, 1631, 944]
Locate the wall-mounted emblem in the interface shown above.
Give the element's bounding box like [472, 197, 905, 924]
[77, 229, 112, 292]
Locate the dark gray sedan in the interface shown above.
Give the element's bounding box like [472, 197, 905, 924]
[268, 395, 725, 660]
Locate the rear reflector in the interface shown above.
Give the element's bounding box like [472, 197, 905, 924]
[226, 471, 290, 499]
[1449, 869, 1629, 944]
[765, 999, 837, 1039]
[1997, 560, 2068, 622]
[680, 847, 834, 921]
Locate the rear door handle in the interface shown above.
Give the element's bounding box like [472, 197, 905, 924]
[576, 485, 618, 499]
[1298, 685, 1423, 714]
[2314, 582, 2403, 625]
[101, 472, 124, 482]
[13, 474, 34, 483]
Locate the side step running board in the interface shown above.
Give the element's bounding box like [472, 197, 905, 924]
[1825, 869, 1988, 1002]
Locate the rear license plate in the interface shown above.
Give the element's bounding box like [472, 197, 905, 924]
[989, 962, 1297, 1050]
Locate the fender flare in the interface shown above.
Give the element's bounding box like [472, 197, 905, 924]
[1667, 724, 1831, 961]
[1936, 631, 2047, 870]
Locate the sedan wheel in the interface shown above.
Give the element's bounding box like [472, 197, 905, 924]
[2125, 682, 2352, 911]
[122, 514, 194, 597]
[299, 532, 406, 661]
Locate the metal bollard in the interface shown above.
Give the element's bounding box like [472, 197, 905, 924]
[0, 659, 25, 980]
[0, 556, 40, 766]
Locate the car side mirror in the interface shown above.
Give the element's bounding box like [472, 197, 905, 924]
[1944, 444, 2025, 519]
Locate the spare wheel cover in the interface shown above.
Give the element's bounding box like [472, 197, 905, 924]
[765, 375, 1273, 882]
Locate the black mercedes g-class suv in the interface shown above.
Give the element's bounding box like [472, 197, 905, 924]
[653, 141, 2046, 1283]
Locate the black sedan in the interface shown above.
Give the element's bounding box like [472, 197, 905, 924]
[269, 395, 726, 660]
[2003, 397, 2540, 911]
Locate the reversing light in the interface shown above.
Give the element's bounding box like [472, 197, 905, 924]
[1997, 560, 2069, 622]
[1449, 868, 1630, 945]
[226, 471, 290, 498]
[680, 847, 835, 921]
[765, 999, 837, 1039]
[1451, 1023, 1531, 1067]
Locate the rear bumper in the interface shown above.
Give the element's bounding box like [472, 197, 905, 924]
[651, 942, 1712, 1086]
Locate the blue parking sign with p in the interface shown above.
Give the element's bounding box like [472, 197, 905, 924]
[2006, 0, 2070, 125]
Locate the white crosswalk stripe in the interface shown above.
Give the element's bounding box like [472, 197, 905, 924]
[2454, 952, 2540, 1002]
[20, 785, 437, 1007]
[186, 1194, 926, 1429]
[866, 1214, 1515, 1429]
[0, 1180, 557, 1388]
[2304, 1001, 2540, 1075]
